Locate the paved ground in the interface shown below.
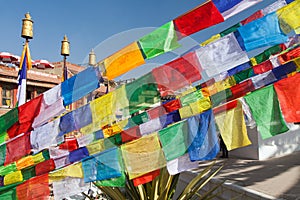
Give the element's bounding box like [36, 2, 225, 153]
[196, 151, 300, 200]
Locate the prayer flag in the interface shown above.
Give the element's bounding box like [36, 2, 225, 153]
[220, 23, 241, 37]
[95, 172, 126, 187]
[35, 159, 55, 176]
[263, 0, 287, 15]
[140, 117, 163, 136]
[272, 61, 297, 80]
[230, 79, 255, 99]
[58, 111, 76, 136]
[121, 133, 166, 179]
[0, 144, 6, 166]
[49, 163, 84, 179]
[244, 85, 289, 139]
[121, 126, 141, 143]
[73, 104, 92, 130]
[274, 73, 300, 123]
[167, 153, 199, 175]
[251, 71, 277, 89]
[133, 170, 160, 186]
[104, 42, 145, 79]
[233, 67, 255, 83]
[174, 1, 224, 38]
[187, 109, 219, 161]
[196, 33, 249, 77]
[0, 108, 18, 135]
[16, 174, 50, 200]
[277, 0, 300, 34]
[68, 147, 89, 163]
[215, 101, 251, 151]
[241, 10, 264, 25]
[158, 121, 188, 161]
[82, 147, 123, 182]
[139, 21, 180, 59]
[16, 42, 32, 106]
[152, 52, 202, 96]
[253, 60, 274, 74]
[147, 105, 167, 119]
[237, 12, 288, 51]
[4, 171, 23, 186]
[163, 99, 181, 113]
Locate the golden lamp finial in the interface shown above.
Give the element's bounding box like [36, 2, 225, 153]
[61, 35, 70, 56]
[21, 12, 34, 39]
[89, 49, 96, 66]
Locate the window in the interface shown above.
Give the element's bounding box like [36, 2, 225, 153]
[2, 87, 13, 108]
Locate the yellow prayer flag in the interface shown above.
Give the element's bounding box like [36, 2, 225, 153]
[121, 133, 166, 179]
[214, 76, 236, 92]
[215, 101, 251, 151]
[80, 123, 100, 135]
[49, 163, 83, 179]
[104, 42, 146, 80]
[16, 156, 34, 170]
[4, 170, 23, 185]
[179, 105, 194, 119]
[176, 87, 197, 98]
[112, 85, 130, 119]
[250, 57, 257, 66]
[32, 152, 45, 164]
[190, 97, 211, 115]
[277, 1, 300, 34]
[294, 58, 300, 71]
[200, 34, 221, 46]
[86, 139, 105, 155]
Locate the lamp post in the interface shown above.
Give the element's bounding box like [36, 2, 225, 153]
[61, 35, 70, 81]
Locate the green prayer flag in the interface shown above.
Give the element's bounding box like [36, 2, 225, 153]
[0, 132, 7, 144]
[42, 149, 50, 160]
[220, 23, 241, 37]
[180, 90, 204, 107]
[253, 44, 283, 64]
[104, 134, 122, 148]
[139, 21, 180, 59]
[125, 73, 160, 114]
[0, 187, 17, 200]
[0, 144, 6, 166]
[158, 121, 188, 161]
[0, 162, 17, 176]
[21, 166, 36, 181]
[244, 85, 289, 139]
[0, 108, 18, 135]
[210, 89, 232, 107]
[233, 67, 255, 84]
[95, 171, 126, 187]
[128, 112, 149, 126]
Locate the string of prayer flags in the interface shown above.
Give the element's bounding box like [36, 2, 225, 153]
[244, 85, 289, 139]
[61, 67, 100, 106]
[16, 174, 50, 200]
[276, 0, 300, 34]
[121, 133, 166, 179]
[278, 45, 300, 64]
[5, 133, 31, 165]
[187, 109, 219, 161]
[274, 73, 300, 123]
[166, 153, 199, 175]
[173, 1, 224, 38]
[138, 21, 180, 59]
[103, 42, 146, 80]
[133, 169, 160, 186]
[158, 121, 188, 161]
[0, 108, 18, 136]
[251, 44, 286, 65]
[237, 12, 288, 52]
[219, 0, 262, 20]
[82, 147, 123, 182]
[196, 33, 249, 77]
[125, 73, 160, 114]
[215, 101, 251, 151]
[233, 67, 255, 83]
[152, 52, 202, 96]
[52, 177, 90, 200]
[30, 119, 60, 153]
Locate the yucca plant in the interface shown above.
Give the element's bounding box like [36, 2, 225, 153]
[93, 161, 223, 200]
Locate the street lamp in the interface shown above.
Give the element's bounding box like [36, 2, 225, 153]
[61, 35, 70, 81]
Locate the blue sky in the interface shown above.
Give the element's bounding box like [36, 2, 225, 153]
[0, 0, 277, 79]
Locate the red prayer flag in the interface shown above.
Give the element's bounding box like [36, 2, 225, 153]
[174, 1, 224, 38]
[147, 105, 167, 119]
[163, 99, 181, 113]
[152, 52, 201, 96]
[35, 159, 56, 176]
[5, 132, 31, 165]
[213, 100, 238, 115]
[121, 126, 141, 143]
[133, 170, 160, 186]
[274, 73, 300, 123]
[230, 80, 255, 100]
[241, 10, 264, 25]
[278, 46, 300, 64]
[59, 137, 79, 152]
[16, 174, 50, 200]
[253, 60, 273, 74]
